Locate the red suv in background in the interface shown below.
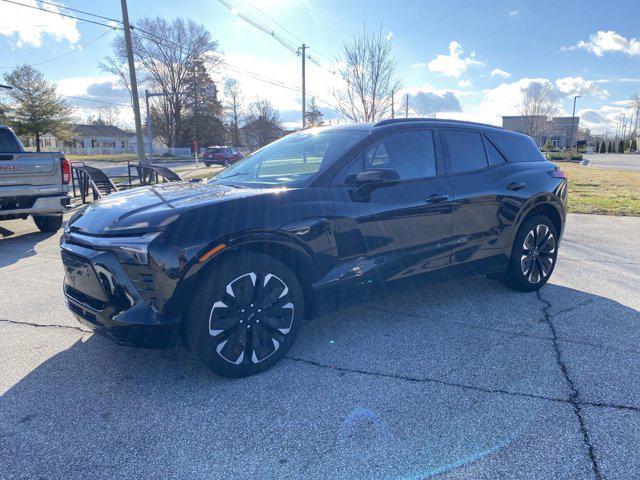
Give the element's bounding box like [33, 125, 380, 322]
[202, 146, 244, 167]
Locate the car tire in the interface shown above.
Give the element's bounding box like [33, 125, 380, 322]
[204, 162, 211, 167]
[33, 214, 63, 232]
[184, 251, 304, 377]
[503, 215, 558, 292]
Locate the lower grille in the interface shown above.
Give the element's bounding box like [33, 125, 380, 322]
[61, 251, 108, 309]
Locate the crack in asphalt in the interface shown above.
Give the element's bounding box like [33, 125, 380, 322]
[0, 318, 90, 334]
[536, 289, 603, 480]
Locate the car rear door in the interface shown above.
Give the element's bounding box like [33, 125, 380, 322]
[442, 128, 532, 268]
[330, 128, 453, 283]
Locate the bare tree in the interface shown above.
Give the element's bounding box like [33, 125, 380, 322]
[97, 104, 121, 127]
[244, 98, 281, 149]
[518, 82, 559, 145]
[630, 93, 640, 137]
[333, 26, 402, 122]
[103, 17, 219, 147]
[223, 79, 244, 147]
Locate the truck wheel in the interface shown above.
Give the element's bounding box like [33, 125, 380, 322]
[33, 215, 63, 232]
[184, 252, 304, 377]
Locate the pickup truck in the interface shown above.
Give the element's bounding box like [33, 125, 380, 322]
[0, 125, 71, 232]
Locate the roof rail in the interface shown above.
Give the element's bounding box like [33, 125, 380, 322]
[373, 118, 502, 129]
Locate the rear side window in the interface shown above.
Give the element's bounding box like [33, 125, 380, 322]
[444, 130, 488, 173]
[483, 136, 507, 166]
[488, 133, 546, 162]
[0, 129, 22, 152]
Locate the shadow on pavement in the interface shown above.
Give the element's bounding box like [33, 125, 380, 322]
[0, 224, 57, 269]
[1, 280, 638, 479]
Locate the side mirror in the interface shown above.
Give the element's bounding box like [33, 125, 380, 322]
[350, 168, 401, 201]
[353, 168, 401, 186]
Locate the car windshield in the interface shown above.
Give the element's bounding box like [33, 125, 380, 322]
[209, 128, 367, 186]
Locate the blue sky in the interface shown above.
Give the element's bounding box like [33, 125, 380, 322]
[2, 0, 639, 133]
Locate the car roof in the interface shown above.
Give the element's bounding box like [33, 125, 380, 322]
[314, 118, 517, 137]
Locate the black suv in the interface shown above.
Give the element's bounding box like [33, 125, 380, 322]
[60, 119, 567, 377]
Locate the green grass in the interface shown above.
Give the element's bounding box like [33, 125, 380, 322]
[559, 163, 640, 216]
[66, 153, 139, 163]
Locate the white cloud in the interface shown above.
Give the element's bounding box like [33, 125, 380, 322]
[458, 79, 472, 88]
[509, 10, 519, 17]
[491, 68, 511, 79]
[570, 30, 640, 57]
[578, 104, 630, 133]
[0, 0, 80, 47]
[426, 41, 485, 78]
[555, 76, 609, 98]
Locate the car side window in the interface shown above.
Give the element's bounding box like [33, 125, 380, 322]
[445, 130, 489, 173]
[483, 135, 507, 165]
[333, 130, 437, 185]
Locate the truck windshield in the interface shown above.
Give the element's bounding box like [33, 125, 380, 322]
[0, 129, 23, 152]
[210, 128, 367, 186]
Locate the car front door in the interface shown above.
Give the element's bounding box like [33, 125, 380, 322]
[442, 128, 532, 270]
[330, 128, 454, 284]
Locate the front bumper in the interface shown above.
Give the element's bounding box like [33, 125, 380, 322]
[60, 240, 180, 349]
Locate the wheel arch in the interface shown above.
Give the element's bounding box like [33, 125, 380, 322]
[170, 235, 317, 325]
[509, 194, 565, 252]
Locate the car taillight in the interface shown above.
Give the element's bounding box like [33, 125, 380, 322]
[548, 169, 566, 179]
[61, 157, 71, 184]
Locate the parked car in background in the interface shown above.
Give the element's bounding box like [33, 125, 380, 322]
[60, 119, 567, 377]
[203, 146, 243, 167]
[0, 125, 70, 232]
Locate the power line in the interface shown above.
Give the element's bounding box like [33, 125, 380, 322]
[32, 0, 122, 25]
[0, 30, 114, 69]
[0, 0, 121, 30]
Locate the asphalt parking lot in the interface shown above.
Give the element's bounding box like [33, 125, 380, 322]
[1, 213, 639, 479]
[582, 153, 640, 172]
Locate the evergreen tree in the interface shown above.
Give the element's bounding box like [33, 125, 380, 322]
[607, 142, 613, 153]
[594, 141, 599, 153]
[2, 65, 74, 151]
[631, 138, 637, 153]
[618, 140, 625, 153]
[304, 97, 324, 128]
[599, 141, 606, 153]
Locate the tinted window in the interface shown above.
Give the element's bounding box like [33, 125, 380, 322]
[335, 130, 437, 184]
[445, 130, 488, 173]
[0, 129, 22, 152]
[483, 136, 506, 165]
[488, 133, 546, 162]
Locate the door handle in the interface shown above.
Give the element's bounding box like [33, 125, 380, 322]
[425, 193, 450, 204]
[505, 182, 526, 191]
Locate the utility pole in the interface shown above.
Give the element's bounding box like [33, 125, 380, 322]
[568, 95, 579, 150]
[391, 93, 395, 119]
[145, 90, 153, 161]
[120, 0, 147, 165]
[300, 44, 306, 129]
[405, 94, 409, 118]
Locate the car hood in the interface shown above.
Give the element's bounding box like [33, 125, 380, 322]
[69, 181, 277, 235]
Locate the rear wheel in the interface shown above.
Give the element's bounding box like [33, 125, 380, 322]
[184, 252, 304, 377]
[33, 214, 63, 232]
[503, 215, 558, 291]
[204, 162, 211, 167]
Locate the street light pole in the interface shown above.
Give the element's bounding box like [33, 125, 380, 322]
[568, 95, 580, 151]
[300, 44, 306, 129]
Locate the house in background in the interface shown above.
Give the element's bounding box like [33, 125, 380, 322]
[502, 116, 580, 148]
[26, 124, 133, 153]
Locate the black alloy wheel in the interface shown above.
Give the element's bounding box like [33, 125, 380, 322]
[503, 215, 558, 291]
[185, 252, 304, 377]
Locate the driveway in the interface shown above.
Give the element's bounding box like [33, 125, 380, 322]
[582, 153, 640, 172]
[1, 214, 639, 479]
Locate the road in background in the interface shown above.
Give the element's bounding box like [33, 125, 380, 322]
[1, 214, 640, 479]
[581, 153, 640, 172]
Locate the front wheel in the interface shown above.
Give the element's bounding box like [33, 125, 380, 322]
[33, 214, 63, 232]
[503, 215, 558, 292]
[184, 252, 304, 377]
